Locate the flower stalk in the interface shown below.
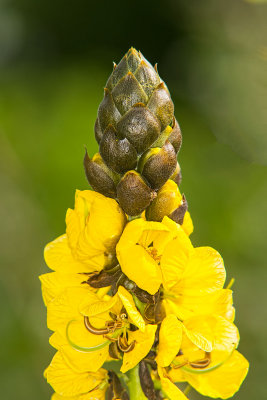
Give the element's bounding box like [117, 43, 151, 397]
[40, 48, 249, 400]
[128, 365, 147, 400]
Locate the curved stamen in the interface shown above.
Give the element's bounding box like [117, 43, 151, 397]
[66, 320, 111, 352]
[182, 349, 235, 375]
[84, 316, 110, 335]
[189, 358, 211, 369]
[117, 335, 136, 353]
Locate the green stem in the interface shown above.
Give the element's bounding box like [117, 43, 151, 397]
[128, 365, 147, 400]
[184, 384, 191, 396]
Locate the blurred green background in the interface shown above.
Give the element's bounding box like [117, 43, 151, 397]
[0, 0, 267, 399]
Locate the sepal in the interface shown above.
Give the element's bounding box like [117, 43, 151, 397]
[83, 151, 119, 198]
[99, 124, 138, 173]
[117, 170, 156, 216]
[139, 141, 177, 189]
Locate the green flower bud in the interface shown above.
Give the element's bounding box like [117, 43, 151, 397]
[147, 82, 174, 130]
[112, 71, 148, 115]
[134, 60, 161, 97]
[99, 124, 138, 174]
[116, 170, 156, 216]
[83, 151, 119, 198]
[138, 141, 177, 189]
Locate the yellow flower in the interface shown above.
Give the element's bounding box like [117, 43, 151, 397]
[116, 217, 181, 294]
[116, 216, 226, 299]
[169, 347, 249, 399]
[44, 190, 126, 273]
[44, 351, 108, 397]
[45, 280, 156, 374]
[156, 311, 239, 370]
[79, 286, 157, 374]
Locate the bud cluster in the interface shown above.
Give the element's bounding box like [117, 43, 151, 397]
[84, 48, 182, 216]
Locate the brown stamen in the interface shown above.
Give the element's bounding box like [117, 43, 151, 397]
[117, 335, 136, 353]
[189, 352, 211, 369]
[84, 316, 110, 335]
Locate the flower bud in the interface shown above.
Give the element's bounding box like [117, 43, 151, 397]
[83, 151, 119, 198]
[117, 103, 161, 154]
[134, 60, 160, 97]
[168, 117, 182, 153]
[112, 71, 148, 115]
[152, 125, 173, 148]
[147, 82, 174, 130]
[117, 170, 156, 216]
[94, 117, 103, 144]
[97, 88, 121, 134]
[138, 141, 177, 189]
[170, 162, 182, 186]
[145, 180, 182, 221]
[99, 124, 138, 173]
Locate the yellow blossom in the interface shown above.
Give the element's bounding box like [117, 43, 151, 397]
[116, 216, 226, 299]
[44, 190, 126, 273]
[39, 272, 89, 306]
[156, 313, 239, 369]
[45, 280, 155, 374]
[116, 217, 180, 294]
[169, 346, 249, 399]
[44, 351, 108, 397]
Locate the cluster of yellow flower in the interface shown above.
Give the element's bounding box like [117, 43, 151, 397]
[40, 182, 249, 399]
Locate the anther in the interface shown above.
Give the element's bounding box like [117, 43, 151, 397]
[84, 316, 110, 335]
[117, 335, 136, 353]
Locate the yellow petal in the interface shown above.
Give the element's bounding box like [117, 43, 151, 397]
[118, 240, 162, 295]
[184, 350, 249, 399]
[161, 226, 194, 290]
[183, 318, 213, 353]
[51, 388, 106, 400]
[181, 211, 193, 236]
[65, 190, 126, 271]
[120, 324, 157, 373]
[44, 235, 93, 273]
[79, 293, 120, 317]
[87, 193, 126, 252]
[49, 321, 109, 373]
[47, 286, 91, 334]
[117, 286, 145, 332]
[183, 315, 239, 353]
[66, 208, 81, 250]
[158, 367, 188, 400]
[39, 272, 88, 306]
[117, 219, 169, 294]
[182, 247, 226, 296]
[163, 288, 233, 321]
[210, 316, 240, 351]
[156, 315, 183, 367]
[45, 351, 106, 396]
